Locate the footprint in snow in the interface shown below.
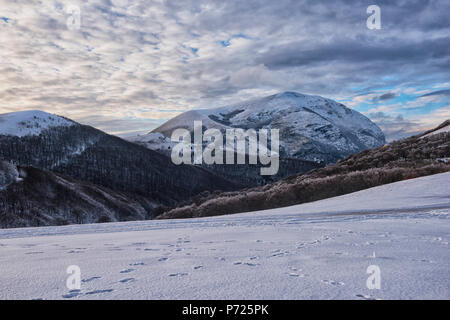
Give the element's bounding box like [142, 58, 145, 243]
[22, 244, 37, 248]
[244, 262, 259, 267]
[107, 247, 123, 251]
[119, 278, 135, 283]
[288, 273, 306, 278]
[169, 273, 188, 277]
[322, 280, 345, 286]
[82, 276, 101, 283]
[62, 290, 81, 299]
[270, 249, 285, 257]
[420, 259, 434, 263]
[85, 289, 114, 295]
[131, 242, 147, 246]
[193, 265, 203, 270]
[129, 262, 145, 266]
[158, 257, 168, 262]
[215, 257, 226, 261]
[270, 252, 286, 257]
[120, 268, 135, 274]
[355, 294, 380, 300]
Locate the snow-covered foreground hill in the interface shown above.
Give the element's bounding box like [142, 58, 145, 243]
[1, 173, 449, 300]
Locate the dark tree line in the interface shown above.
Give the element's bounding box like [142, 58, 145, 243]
[0, 164, 159, 228]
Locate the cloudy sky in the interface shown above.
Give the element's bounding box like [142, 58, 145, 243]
[1, 0, 449, 141]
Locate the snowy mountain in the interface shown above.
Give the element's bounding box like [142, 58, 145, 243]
[143, 92, 386, 164]
[0, 110, 242, 207]
[0, 110, 74, 137]
[1, 172, 449, 299]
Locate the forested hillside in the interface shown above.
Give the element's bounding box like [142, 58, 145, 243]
[0, 123, 243, 206]
[0, 161, 161, 228]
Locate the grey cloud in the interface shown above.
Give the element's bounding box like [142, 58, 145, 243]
[258, 37, 450, 70]
[373, 92, 396, 102]
[420, 89, 450, 97]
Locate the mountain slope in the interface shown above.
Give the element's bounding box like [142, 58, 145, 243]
[149, 92, 386, 164]
[0, 111, 242, 206]
[0, 160, 159, 228]
[130, 92, 384, 186]
[159, 120, 450, 219]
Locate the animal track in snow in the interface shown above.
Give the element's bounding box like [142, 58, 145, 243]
[288, 273, 306, 278]
[85, 289, 114, 295]
[82, 276, 101, 283]
[215, 257, 226, 261]
[62, 290, 81, 299]
[120, 268, 135, 274]
[244, 262, 259, 267]
[131, 242, 147, 246]
[322, 280, 345, 286]
[355, 294, 380, 300]
[169, 273, 188, 277]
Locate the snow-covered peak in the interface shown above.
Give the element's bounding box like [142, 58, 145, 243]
[0, 110, 74, 137]
[147, 92, 386, 164]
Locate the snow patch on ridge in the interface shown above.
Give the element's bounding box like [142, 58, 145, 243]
[0, 110, 74, 137]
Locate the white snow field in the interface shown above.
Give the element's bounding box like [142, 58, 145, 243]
[0, 173, 449, 300]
